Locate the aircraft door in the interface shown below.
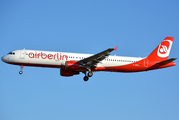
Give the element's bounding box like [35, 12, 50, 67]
[144, 59, 148, 67]
[20, 49, 25, 59]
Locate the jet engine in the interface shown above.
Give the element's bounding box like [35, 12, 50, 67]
[60, 69, 79, 77]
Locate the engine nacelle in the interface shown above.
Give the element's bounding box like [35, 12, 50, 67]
[65, 61, 80, 70]
[60, 69, 80, 77]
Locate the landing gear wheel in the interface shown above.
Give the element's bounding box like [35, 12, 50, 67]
[19, 71, 23, 74]
[83, 76, 89, 81]
[19, 65, 23, 75]
[88, 72, 93, 77]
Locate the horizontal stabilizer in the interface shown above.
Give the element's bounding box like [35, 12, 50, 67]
[156, 58, 177, 65]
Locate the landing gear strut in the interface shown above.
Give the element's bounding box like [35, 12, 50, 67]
[19, 65, 23, 74]
[83, 71, 89, 81]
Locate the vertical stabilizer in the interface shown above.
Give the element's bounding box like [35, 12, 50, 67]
[147, 37, 174, 61]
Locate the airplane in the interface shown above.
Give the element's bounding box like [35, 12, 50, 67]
[1, 37, 176, 81]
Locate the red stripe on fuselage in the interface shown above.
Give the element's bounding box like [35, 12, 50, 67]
[6, 59, 175, 73]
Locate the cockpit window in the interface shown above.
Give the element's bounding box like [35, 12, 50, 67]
[7, 52, 15, 55]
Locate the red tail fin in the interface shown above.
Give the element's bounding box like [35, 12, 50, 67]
[147, 37, 174, 61]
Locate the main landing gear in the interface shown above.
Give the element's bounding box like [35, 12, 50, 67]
[83, 76, 89, 81]
[19, 65, 23, 74]
[83, 71, 93, 81]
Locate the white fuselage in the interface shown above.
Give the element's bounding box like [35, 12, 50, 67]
[1, 37, 176, 81]
[2, 49, 143, 69]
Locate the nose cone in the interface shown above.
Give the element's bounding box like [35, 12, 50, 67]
[1, 56, 5, 62]
[1, 55, 8, 63]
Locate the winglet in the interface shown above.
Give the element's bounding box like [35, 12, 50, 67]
[114, 46, 118, 51]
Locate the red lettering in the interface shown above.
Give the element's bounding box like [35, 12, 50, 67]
[63, 55, 68, 60]
[54, 54, 56, 60]
[28, 52, 34, 58]
[28, 52, 68, 61]
[35, 51, 37, 58]
[37, 53, 40, 58]
[41, 52, 47, 59]
[57, 53, 59, 60]
[48, 54, 53, 60]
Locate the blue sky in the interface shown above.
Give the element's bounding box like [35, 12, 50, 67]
[0, 0, 179, 120]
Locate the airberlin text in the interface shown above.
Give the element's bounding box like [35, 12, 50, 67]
[28, 52, 68, 60]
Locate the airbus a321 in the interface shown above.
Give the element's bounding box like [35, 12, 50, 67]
[1, 37, 176, 81]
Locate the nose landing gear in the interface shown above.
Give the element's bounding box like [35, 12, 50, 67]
[19, 65, 23, 74]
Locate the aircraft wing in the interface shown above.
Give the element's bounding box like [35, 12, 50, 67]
[79, 47, 118, 68]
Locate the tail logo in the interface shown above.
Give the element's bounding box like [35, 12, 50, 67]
[160, 45, 168, 53]
[157, 40, 172, 58]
